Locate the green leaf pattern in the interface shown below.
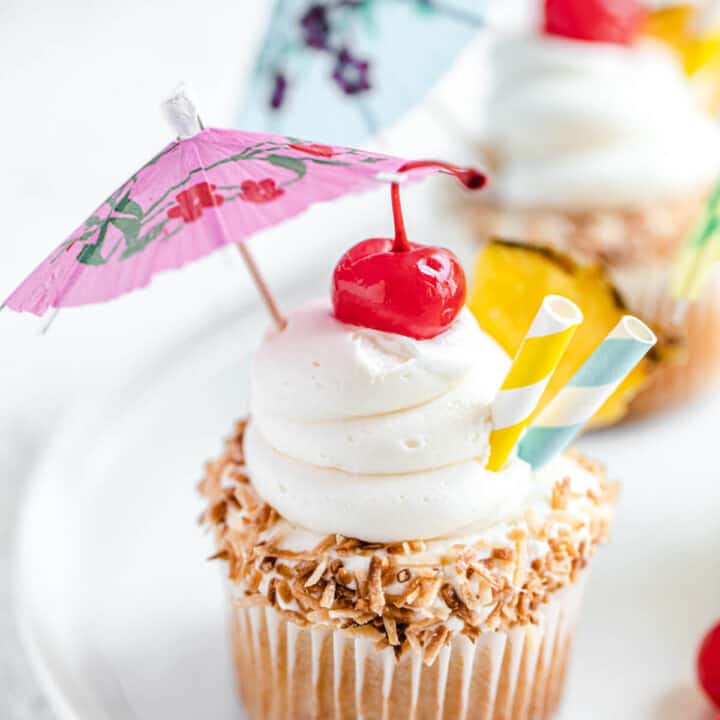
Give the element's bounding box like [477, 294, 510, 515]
[62, 140, 387, 266]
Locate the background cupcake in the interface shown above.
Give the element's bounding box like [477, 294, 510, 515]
[469, 0, 720, 420]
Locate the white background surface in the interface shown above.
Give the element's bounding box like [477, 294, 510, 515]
[1, 1, 719, 719]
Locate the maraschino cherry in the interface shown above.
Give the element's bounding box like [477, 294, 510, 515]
[544, 0, 646, 45]
[699, 621, 720, 709]
[332, 161, 485, 340]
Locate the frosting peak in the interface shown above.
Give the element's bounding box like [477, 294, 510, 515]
[251, 299, 499, 422]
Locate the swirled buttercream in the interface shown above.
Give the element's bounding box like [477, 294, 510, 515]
[484, 34, 720, 209]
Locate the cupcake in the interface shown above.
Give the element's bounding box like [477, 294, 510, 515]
[199, 234, 618, 718]
[469, 0, 720, 419]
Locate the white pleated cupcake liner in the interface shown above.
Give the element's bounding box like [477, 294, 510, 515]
[229, 575, 586, 720]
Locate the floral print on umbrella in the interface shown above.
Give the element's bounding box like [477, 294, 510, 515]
[288, 142, 337, 157]
[301, 4, 330, 49]
[244, 0, 485, 142]
[240, 179, 285, 203]
[167, 182, 225, 223]
[332, 48, 371, 95]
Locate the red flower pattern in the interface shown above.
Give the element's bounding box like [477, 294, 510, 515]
[240, 178, 285, 203]
[167, 182, 224, 222]
[288, 142, 337, 158]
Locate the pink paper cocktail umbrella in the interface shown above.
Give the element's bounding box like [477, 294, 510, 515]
[3, 87, 484, 327]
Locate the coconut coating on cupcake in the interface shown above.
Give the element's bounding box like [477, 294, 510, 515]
[200, 420, 616, 664]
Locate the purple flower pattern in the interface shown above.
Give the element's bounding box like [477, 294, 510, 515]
[300, 4, 330, 48]
[270, 72, 287, 109]
[332, 48, 371, 95]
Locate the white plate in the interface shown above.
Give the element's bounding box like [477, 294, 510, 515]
[14, 295, 720, 720]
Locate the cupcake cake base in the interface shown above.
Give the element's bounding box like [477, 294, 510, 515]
[231, 577, 585, 720]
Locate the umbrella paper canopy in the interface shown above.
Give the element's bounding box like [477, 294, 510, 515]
[238, 0, 484, 144]
[4, 125, 442, 316]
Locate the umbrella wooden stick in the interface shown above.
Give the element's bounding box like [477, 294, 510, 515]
[162, 83, 287, 331]
[236, 242, 287, 330]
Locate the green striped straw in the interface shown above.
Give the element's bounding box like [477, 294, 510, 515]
[518, 316, 656, 468]
[673, 179, 720, 304]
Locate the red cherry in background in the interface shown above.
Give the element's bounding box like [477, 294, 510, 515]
[332, 161, 485, 340]
[699, 622, 720, 709]
[544, 0, 646, 45]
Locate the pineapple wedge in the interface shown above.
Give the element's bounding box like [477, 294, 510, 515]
[644, 5, 720, 114]
[468, 240, 668, 427]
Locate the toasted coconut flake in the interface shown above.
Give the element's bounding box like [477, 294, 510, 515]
[312, 535, 337, 554]
[405, 628, 422, 654]
[332, 567, 350, 586]
[277, 579, 293, 605]
[386, 543, 406, 555]
[390, 576, 420, 607]
[383, 617, 400, 646]
[476, 580, 494, 606]
[492, 547, 515, 562]
[207, 548, 229, 562]
[552, 477, 571, 511]
[474, 562, 503, 591]
[320, 580, 336, 609]
[423, 626, 450, 666]
[267, 577, 278, 606]
[416, 576, 442, 608]
[368, 555, 388, 615]
[304, 556, 328, 588]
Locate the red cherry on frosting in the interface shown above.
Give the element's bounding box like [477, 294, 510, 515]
[544, 0, 645, 45]
[331, 161, 485, 340]
[699, 622, 720, 709]
[332, 238, 466, 340]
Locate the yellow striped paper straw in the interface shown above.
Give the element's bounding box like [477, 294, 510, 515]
[486, 295, 583, 472]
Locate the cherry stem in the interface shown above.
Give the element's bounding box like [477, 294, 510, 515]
[390, 160, 486, 253]
[391, 182, 410, 252]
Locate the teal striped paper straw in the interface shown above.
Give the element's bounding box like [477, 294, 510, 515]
[518, 316, 656, 468]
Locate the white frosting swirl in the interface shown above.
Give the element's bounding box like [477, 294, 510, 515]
[485, 35, 720, 209]
[245, 422, 541, 542]
[245, 299, 592, 543]
[250, 300, 491, 422]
